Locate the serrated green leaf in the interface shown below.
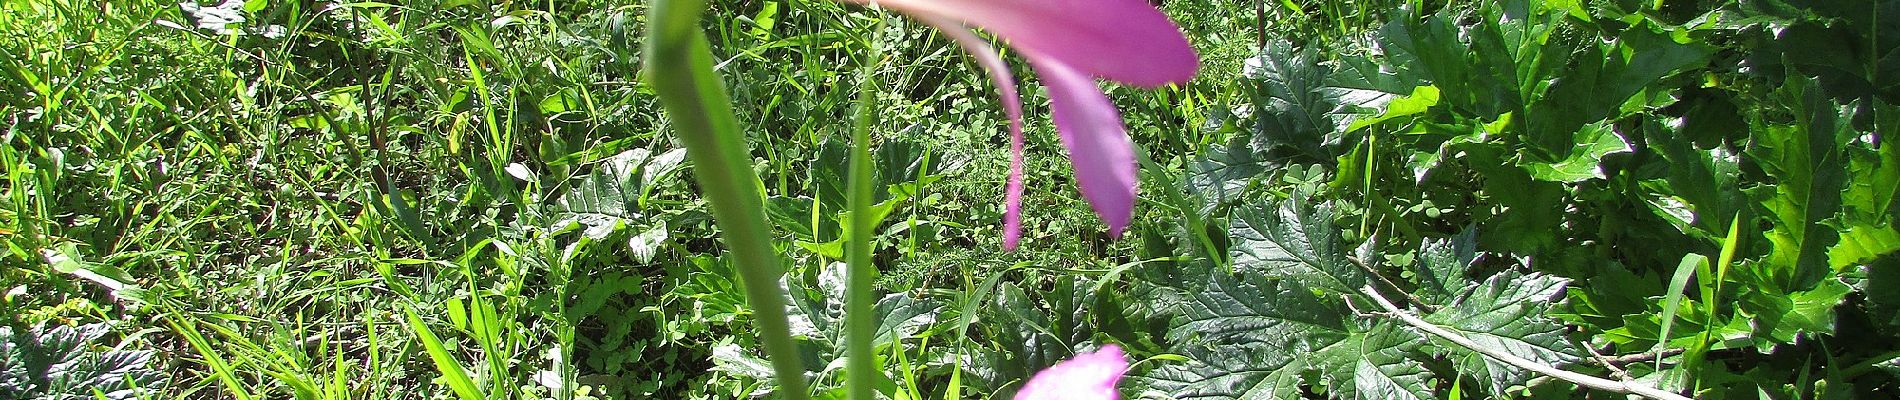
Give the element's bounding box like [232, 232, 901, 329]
[969, 278, 1104, 393]
[1425, 271, 1577, 394]
[1522, 122, 1629, 182]
[1522, 20, 1710, 158]
[1228, 199, 1364, 293]
[1245, 43, 1334, 162]
[1243, 42, 1409, 165]
[1187, 140, 1265, 214]
[1862, 255, 1900, 328]
[1827, 101, 1900, 267]
[1143, 342, 1305, 400]
[1411, 229, 1477, 304]
[1642, 119, 1747, 241]
[1323, 324, 1434, 400]
[1741, 276, 1852, 345]
[1169, 273, 1350, 350]
[1155, 272, 1432, 400]
[1346, 85, 1439, 133]
[553, 148, 686, 239]
[1150, 272, 1346, 399]
[1747, 76, 1851, 291]
[1831, 226, 1900, 268]
[1, 323, 161, 399]
[779, 262, 939, 372]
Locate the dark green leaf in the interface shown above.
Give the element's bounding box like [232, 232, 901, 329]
[1424, 271, 1577, 394]
[1747, 76, 1851, 291]
[1410, 229, 1477, 305]
[1521, 122, 1629, 183]
[1228, 199, 1364, 294]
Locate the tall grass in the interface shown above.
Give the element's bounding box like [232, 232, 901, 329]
[0, 0, 1320, 398]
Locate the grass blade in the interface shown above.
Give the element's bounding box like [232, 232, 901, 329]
[403, 308, 485, 400]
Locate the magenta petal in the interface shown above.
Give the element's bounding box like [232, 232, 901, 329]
[1013, 345, 1129, 400]
[863, 0, 1197, 86]
[1032, 59, 1137, 237]
[917, 16, 1029, 250]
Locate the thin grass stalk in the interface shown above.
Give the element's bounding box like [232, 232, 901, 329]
[642, 0, 811, 398]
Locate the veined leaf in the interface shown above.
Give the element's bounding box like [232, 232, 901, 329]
[1167, 273, 1350, 350]
[1746, 76, 1850, 291]
[1316, 323, 1433, 400]
[1423, 271, 1577, 394]
[1641, 119, 1747, 241]
[1827, 100, 1900, 267]
[1, 323, 162, 399]
[1521, 121, 1629, 183]
[1148, 273, 1345, 399]
[1187, 138, 1265, 214]
[1228, 199, 1363, 294]
[1861, 255, 1900, 329]
[553, 147, 687, 239]
[1242, 42, 1411, 166]
[1740, 276, 1852, 345]
[1152, 273, 1432, 400]
[1410, 229, 1477, 305]
[1143, 341, 1305, 400]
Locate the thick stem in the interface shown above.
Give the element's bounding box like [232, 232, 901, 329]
[643, 1, 810, 398]
[845, 70, 880, 400]
[1360, 285, 1692, 400]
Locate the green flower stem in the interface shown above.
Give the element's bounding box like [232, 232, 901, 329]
[845, 70, 879, 400]
[642, 1, 810, 398]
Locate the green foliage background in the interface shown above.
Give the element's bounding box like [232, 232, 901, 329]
[1, 0, 1896, 399]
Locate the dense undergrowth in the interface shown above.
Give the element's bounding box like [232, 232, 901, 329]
[2, 0, 1896, 399]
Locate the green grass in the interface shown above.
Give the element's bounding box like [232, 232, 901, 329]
[0, 0, 1276, 398]
[9, 0, 1897, 399]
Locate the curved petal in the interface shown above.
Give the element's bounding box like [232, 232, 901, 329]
[1012, 344, 1128, 400]
[857, 0, 1197, 86]
[1031, 58, 1136, 238]
[914, 16, 1030, 250]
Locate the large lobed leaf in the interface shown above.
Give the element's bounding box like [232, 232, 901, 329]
[1, 323, 162, 400]
[1155, 197, 1578, 399]
[1227, 199, 1364, 294]
[1423, 271, 1577, 393]
[1745, 76, 1850, 292]
[1149, 272, 1431, 400]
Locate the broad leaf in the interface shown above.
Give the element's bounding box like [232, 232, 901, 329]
[1423, 271, 1577, 394]
[1143, 342, 1304, 400]
[1152, 273, 1432, 400]
[1228, 199, 1364, 294]
[1410, 229, 1477, 305]
[1857, 255, 1900, 329]
[1244, 43, 1335, 163]
[1242, 42, 1408, 166]
[1827, 100, 1900, 267]
[1641, 119, 1747, 242]
[1149, 273, 1346, 399]
[1521, 122, 1629, 183]
[1314, 323, 1433, 400]
[1, 323, 161, 400]
[1167, 273, 1349, 350]
[1187, 139, 1265, 215]
[553, 148, 686, 240]
[1741, 276, 1853, 345]
[970, 277, 1102, 394]
[788, 263, 940, 346]
[1746, 76, 1850, 291]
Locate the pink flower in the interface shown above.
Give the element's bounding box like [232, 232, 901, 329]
[1014, 344, 1131, 400]
[837, 0, 1200, 249]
